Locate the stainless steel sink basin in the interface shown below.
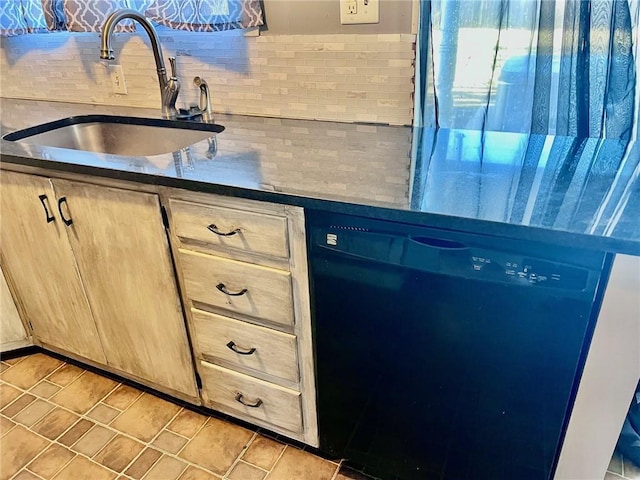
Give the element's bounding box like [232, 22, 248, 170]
[3, 115, 224, 157]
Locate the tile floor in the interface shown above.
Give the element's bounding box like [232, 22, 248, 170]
[607, 450, 640, 480]
[2, 352, 638, 480]
[0, 352, 368, 480]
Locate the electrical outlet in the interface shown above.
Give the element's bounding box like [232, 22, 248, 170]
[340, 0, 379, 25]
[109, 65, 128, 95]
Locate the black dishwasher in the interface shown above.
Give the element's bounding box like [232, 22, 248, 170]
[307, 211, 607, 480]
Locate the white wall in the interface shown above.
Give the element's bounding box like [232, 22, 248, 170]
[262, 0, 413, 35]
[555, 254, 640, 479]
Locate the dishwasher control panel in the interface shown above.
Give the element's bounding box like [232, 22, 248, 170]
[470, 252, 589, 291]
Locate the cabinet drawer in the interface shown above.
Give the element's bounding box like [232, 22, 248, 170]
[192, 309, 299, 383]
[180, 249, 294, 328]
[170, 199, 289, 258]
[200, 361, 303, 433]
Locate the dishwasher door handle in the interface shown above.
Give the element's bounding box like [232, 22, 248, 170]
[408, 236, 469, 250]
[315, 239, 472, 278]
[403, 235, 471, 272]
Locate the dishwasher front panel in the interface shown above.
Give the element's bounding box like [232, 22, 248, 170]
[308, 211, 606, 480]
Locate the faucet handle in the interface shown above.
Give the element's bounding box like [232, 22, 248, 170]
[168, 57, 178, 79]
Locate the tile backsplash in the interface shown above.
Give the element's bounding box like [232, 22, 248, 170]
[0, 29, 415, 125]
[1, 98, 413, 208]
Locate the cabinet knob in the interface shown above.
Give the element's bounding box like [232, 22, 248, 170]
[235, 392, 263, 408]
[38, 194, 55, 223]
[216, 283, 248, 297]
[57, 197, 73, 226]
[226, 341, 257, 355]
[207, 224, 240, 236]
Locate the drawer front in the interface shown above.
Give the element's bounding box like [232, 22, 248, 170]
[180, 249, 294, 328]
[170, 199, 289, 258]
[200, 361, 303, 433]
[192, 309, 299, 383]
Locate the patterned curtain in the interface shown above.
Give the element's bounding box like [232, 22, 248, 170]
[62, 0, 135, 32]
[0, 1, 28, 36]
[0, 0, 47, 36]
[144, 0, 264, 32]
[41, 0, 65, 30]
[3, 0, 262, 34]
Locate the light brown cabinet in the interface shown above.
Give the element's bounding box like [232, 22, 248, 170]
[170, 199, 290, 258]
[198, 360, 304, 433]
[1, 266, 30, 352]
[191, 308, 299, 383]
[1, 168, 318, 446]
[0, 171, 106, 363]
[179, 249, 295, 328]
[166, 192, 318, 446]
[0, 171, 198, 400]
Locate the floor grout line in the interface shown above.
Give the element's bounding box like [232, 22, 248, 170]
[0, 366, 210, 478]
[263, 443, 289, 480]
[222, 430, 259, 479]
[120, 403, 187, 479]
[13, 468, 47, 480]
[4, 362, 349, 480]
[4, 354, 361, 480]
[237, 432, 271, 474]
[329, 458, 345, 480]
[17, 433, 76, 479]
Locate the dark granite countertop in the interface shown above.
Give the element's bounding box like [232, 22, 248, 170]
[1, 98, 638, 255]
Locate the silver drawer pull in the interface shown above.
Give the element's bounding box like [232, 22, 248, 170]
[235, 392, 263, 408]
[226, 341, 257, 355]
[216, 283, 248, 296]
[207, 224, 241, 236]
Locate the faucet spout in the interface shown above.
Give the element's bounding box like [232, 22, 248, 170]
[193, 76, 214, 123]
[100, 9, 179, 119]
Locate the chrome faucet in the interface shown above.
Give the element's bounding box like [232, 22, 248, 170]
[192, 76, 217, 157]
[100, 9, 180, 119]
[193, 76, 214, 123]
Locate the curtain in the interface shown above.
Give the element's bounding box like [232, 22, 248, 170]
[62, 0, 135, 32]
[0, 0, 47, 36]
[57, 0, 263, 33]
[0, 1, 29, 36]
[413, 0, 639, 236]
[2, 0, 263, 34]
[41, 0, 65, 30]
[417, 0, 639, 141]
[144, 0, 264, 32]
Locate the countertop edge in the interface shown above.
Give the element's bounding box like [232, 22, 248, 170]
[3, 152, 639, 257]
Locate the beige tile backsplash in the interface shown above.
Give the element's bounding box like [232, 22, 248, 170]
[1, 98, 413, 208]
[0, 29, 415, 125]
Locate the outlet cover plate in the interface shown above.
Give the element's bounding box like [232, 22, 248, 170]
[340, 0, 379, 25]
[109, 64, 128, 95]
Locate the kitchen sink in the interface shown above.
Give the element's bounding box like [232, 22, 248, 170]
[3, 115, 224, 157]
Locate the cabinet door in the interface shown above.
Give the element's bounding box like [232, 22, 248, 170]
[0, 171, 106, 362]
[1, 266, 29, 350]
[52, 179, 197, 398]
